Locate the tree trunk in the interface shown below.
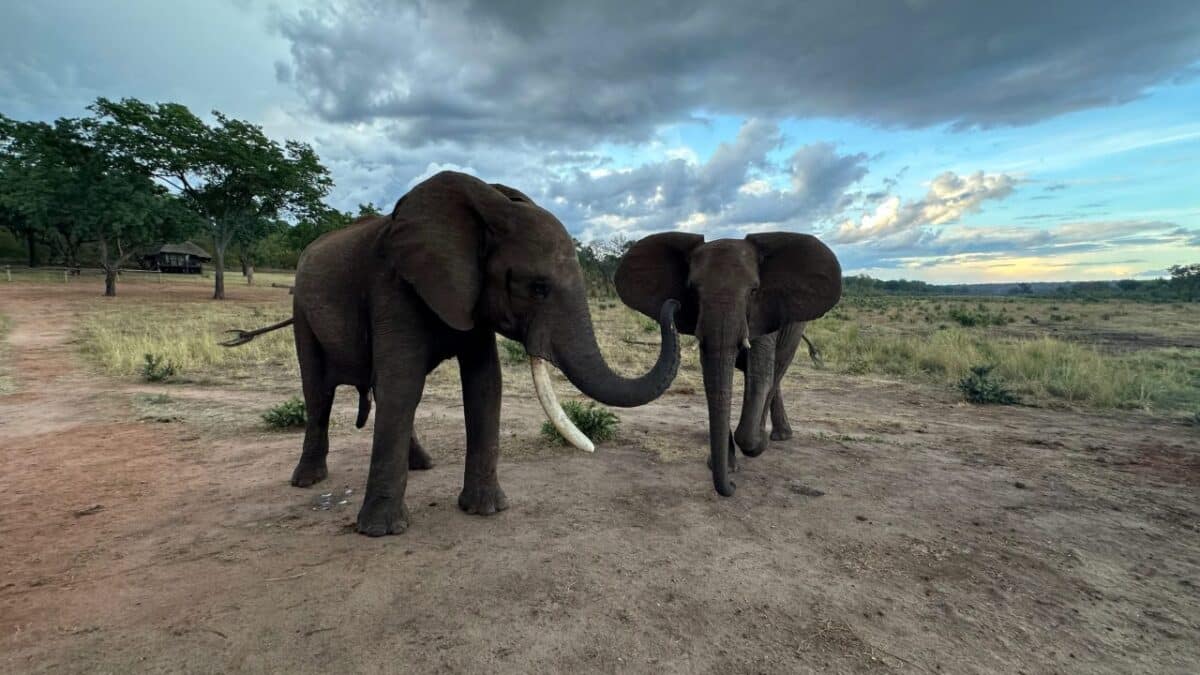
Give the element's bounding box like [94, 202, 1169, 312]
[104, 270, 117, 297]
[245, 261, 254, 286]
[26, 230, 39, 268]
[213, 243, 226, 300]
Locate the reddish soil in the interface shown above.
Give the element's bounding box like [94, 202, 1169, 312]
[1, 283, 1197, 674]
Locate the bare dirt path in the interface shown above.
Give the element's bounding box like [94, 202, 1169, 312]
[1, 284, 1197, 674]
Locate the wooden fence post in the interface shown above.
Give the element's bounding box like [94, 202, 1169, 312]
[64, 269, 69, 284]
[4, 266, 10, 282]
[157, 270, 163, 284]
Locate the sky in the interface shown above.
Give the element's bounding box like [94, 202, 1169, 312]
[1, 0, 1198, 282]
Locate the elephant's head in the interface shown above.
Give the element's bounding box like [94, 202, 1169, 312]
[615, 233, 841, 495]
[378, 171, 681, 450]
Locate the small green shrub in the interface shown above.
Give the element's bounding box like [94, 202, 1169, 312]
[263, 396, 307, 429]
[636, 314, 658, 333]
[141, 353, 178, 382]
[958, 365, 1020, 405]
[947, 307, 1012, 327]
[540, 400, 619, 445]
[499, 338, 527, 365]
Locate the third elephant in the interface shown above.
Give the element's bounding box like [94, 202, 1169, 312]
[615, 232, 842, 496]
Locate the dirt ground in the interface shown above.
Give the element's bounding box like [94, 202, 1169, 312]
[1, 283, 1197, 674]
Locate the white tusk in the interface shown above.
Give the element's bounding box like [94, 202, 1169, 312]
[529, 357, 595, 453]
[741, 337, 752, 351]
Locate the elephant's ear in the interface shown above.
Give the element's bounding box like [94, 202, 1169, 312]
[615, 232, 704, 334]
[747, 232, 842, 335]
[376, 173, 495, 331]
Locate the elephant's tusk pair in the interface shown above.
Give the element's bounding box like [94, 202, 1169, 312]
[529, 357, 595, 453]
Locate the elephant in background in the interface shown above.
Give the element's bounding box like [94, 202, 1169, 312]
[225, 171, 681, 535]
[615, 232, 841, 496]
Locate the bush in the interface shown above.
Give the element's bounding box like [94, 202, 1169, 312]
[540, 400, 619, 445]
[947, 306, 1012, 327]
[958, 365, 1019, 405]
[499, 338, 526, 365]
[141, 353, 178, 382]
[263, 396, 307, 429]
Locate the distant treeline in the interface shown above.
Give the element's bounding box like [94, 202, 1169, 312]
[843, 269, 1199, 302]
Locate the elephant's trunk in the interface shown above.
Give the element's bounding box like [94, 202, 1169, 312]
[552, 299, 680, 408]
[702, 345, 738, 497]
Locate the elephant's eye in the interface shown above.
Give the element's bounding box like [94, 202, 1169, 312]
[749, 286, 759, 296]
[529, 278, 550, 300]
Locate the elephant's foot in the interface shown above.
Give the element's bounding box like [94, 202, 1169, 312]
[356, 494, 410, 536]
[458, 482, 509, 516]
[770, 427, 793, 441]
[408, 442, 434, 471]
[290, 460, 328, 487]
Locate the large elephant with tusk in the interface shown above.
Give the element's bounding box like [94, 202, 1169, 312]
[221, 171, 679, 536]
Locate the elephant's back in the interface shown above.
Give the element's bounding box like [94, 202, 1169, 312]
[292, 217, 384, 375]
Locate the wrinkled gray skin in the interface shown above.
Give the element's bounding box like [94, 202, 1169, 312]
[227, 172, 680, 536]
[616, 233, 841, 496]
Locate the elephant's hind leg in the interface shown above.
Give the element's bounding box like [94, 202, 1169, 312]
[292, 316, 334, 487]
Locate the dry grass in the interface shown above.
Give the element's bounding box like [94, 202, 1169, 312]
[72, 290, 1200, 417]
[807, 297, 1200, 414]
[77, 302, 297, 383]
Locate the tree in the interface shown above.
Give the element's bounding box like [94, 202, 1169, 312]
[0, 115, 191, 295]
[1168, 263, 1200, 301]
[91, 98, 332, 299]
[0, 116, 52, 267]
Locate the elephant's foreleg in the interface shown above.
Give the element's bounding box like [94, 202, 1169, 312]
[456, 330, 508, 515]
[768, 323, 805, 442]
[734, 332, 777, 457]
[769, 388, 792, 441]
[356, 372, 424, 537]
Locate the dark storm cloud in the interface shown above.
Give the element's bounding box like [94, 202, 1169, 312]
[273, 0, 1200, 146]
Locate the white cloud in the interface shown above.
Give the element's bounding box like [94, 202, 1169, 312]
[833, 171, 1019, 243]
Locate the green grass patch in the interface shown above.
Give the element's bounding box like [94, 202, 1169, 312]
[140, 353, 178, 382]
[958, 365, 1020, 404]
[499, 338, 527, 366]
[263, 396, 307, 429]
[540, 400, 619, 445]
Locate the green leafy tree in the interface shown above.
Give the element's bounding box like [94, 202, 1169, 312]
[0, 115, 193, 295]
[0, 116, 53, 267]
[1168, 263, 1200, 301]
[90, 98, 332, 299]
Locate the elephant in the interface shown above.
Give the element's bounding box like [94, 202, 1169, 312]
[223, 171, 681, 535]
[614, 232, 841, 497]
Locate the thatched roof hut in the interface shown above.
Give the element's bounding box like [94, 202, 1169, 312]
[143, 241, 212, 274]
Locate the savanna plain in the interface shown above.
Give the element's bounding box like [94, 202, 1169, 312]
[1, 273, 1197, 673]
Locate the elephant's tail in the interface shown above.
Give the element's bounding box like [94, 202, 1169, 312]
[218, 317, 294, 347]
[801, 334, 824, 368]
[355, 387, 372, 429]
